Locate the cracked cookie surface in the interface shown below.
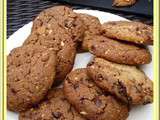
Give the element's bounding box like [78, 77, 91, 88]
[64, 68, 129, 120]
[19, 88, 85, 120]
[102, 21, 153, 45]
[7, 45, 56, 112]
[88, 35, 151, 65]
[32, 6, 84, 42]
[24, 18, 76, 84]
[87, 58, 153, 105]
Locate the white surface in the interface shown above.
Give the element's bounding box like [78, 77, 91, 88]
[7, 9, 153, 120]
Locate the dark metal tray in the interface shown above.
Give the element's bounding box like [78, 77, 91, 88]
[7, 0, 153, 38]
[58, 0, 153, 17]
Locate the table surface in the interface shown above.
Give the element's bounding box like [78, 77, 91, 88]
[7, 0, 153, 38]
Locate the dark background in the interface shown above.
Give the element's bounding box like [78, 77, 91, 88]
[7, 0, 153, 38]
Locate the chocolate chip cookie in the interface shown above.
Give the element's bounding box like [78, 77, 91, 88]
[19, 88, 85, 120]
[113, 0, 137, 7]
[78, 13, 102, 51]
[32, 6, 84, 41]
[7, 45, 57, 112]
[102, 21, 153, 45]
[87, 58, 153, 105]
[24, 19, 76, 84]
[88, 35, 151, 65]
[64, 69, 129, 120]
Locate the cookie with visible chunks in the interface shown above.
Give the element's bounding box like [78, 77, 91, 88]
[113, 0, 137, 7]
[102, 21, 153, 45]
[19, 88, 85, 120]
[78, 13, 102, 38]
[7, 45, 56, 112]
[32, 6, 84, 41]
[24, 19, 76, 84]
[88, 35, 151, 65]
[78, 13, 102, 51]
[64, 68, 129, 120]
[87, 58, 153, 105]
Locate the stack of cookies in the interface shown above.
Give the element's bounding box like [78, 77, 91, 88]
[7, 6, 153, 120]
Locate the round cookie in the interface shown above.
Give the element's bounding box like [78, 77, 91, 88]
[7, 45, 56, 112]
[78, 13, 102, 51]
[64, 69, 129, 120]
[88, 35, 151, 65]
[19, 88, 85, 120]
[102, 21, 153, 45]
[32, 6, 84, 41]
[87, 58, 153, 105]
[24, 19, 76, 84]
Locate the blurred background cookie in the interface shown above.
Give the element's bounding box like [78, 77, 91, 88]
[113, 0, 137, 7]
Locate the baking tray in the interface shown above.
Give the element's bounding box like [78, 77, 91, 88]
[57, 0, 153, 17]
[7, 0, 153, 38]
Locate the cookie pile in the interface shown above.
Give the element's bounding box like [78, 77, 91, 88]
[7, 6, 153, 120]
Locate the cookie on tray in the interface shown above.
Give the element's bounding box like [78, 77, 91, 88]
[32, 6, 84, 42]
[88, 35, 151, 65]
[102, 21, 153, 45]
[19, 88, 85, 120]
[78, 13, 102, 51]
[24, 19, 76, 84]
[64, 68, 129, 120]
[7, 45, 56, 112]
[113, 0, 137, 7]
[87, 58, 153, 105]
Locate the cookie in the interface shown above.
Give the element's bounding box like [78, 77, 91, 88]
[24, 19, 76, 84]
[19, 88, 85, 120]
[64, 69, 129, 120]
[88, 35, 151, 65]
[113, 0, 136, 7]
[78, 13, 102, 51]
[102, 21, 153, 45]
[32, 6, 84, 41]
[7, 45, 56, 112]
[87, 58, 153, 105]
[79, 13, 102, 38]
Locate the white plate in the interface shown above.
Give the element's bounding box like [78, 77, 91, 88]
[7, 9, 153, 120]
